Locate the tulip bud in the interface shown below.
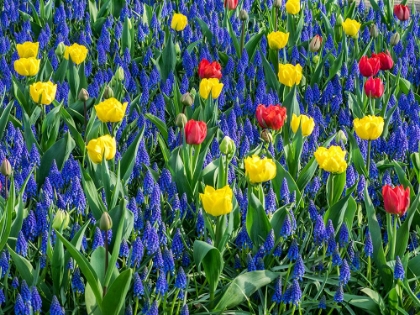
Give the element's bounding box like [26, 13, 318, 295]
[274, 0, 282, 7]
[100, 212, 113, 231]
[369, 24, 379, 38]
[115, 66, 125, 81]
[190, 88, 197, 100]
[181, 92, 194, 107]
[313, 55, 320, 64]
[0, 158, 12, 177]
[220, 136, 236, 156]
[390, 32, 400, 46]
[175, 113, 188, 128]
[78, 88, 89, 102]
[55, 42, 65, 57]
[175, 42, 181, 56]
[336, 15, 344, 26]
[103, 85, 114, 99]
[240, 9, 249, 21]
[335, 130, 347, 145]
[261, 129, 273, 143]
[52, 210, 70, 230]
[309, 35, 322, 52]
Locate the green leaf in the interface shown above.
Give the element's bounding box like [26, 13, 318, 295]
[361, 288, 386, 314]
[145, 113, 167, 141]
[52, 235, 64, 295]
[8, 246, 34, 285]
[120, 127, 144, 183]
[215, 271, 278, 311]
[0, 102, 13, 141]
[261, 49, 280, 91]
[246, 190, 271, 248]
[245, 31, 264, 61]
[270, 205, 291, 238]
[122, 17, 132, 53]
[323, 184, 357, 230]
[346, 128, 368, 177]
[272, 161, 302, 207]
[161, 31, 176, 82]
[343, 293, 380, 314]
[81, 169, 106, 220]
[55, 230, 103, 309]
[0, 180, 14, 252]
[168, 147, 193, 197]
[195, 18, 213, 43]
[90, 247, 119, 286]
[364, 185, 393, 290]
[60, 107, 85, 152]
[326, 172, 346, 207]
[193, 240, 223, 296]
[227, 18, 240, 57]
[68, 61, 80, 101]
[102, 269, 132, 315]
[36, 132, 75, 186]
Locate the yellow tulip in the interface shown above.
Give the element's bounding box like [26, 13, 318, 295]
[64, 43, 88, 65]
[291, 114, 315, 136]
[16, 41, 39, 58]
[95, 98, 128, 123]
[342, 18, 361, 37]
[267, 31, 289, 50]
[171, 13, 188, 31]
[199, 78, 224, 100]
[29, 81, 57, 105]
[86, 135, 116, 164]
[314, 146, 347, 174]
[14, 57, 40, 76]
[353, 115, 384, 140]
[200, 185, 233, 217]
[278, 63, 303, 87]
[285, 0, 301, 14]
[244, 155, 277, 183]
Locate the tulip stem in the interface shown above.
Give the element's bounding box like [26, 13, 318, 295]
[240, 21, 246, 57]
[84, 100, 87, 140]
[4, 176, 7, 200]
[390, 214, 397, 260]
[367, 140, 371, 179]
[104, 230, 108, 297]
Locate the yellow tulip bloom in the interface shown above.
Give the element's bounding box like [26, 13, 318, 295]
[14, 57, 40, 76]
[64, 43, 88, 65]
[29, 81, 57, 105]
[199, 78, 224, 100]
[244, 155, 277, 183]
[86, 135, 116, 164]
[342, 18, 361, 37]
[200, 185, 233, 217]
[267, 31, 289, 50]
[171, 13, 188, 31]
[314, 146, 347, 174]
[95, 98, 128, 123]
[353, 115, 384, 140]
[278, 64, 303, 87]
[285, 0, 301, 14]
[291, 114, 315, 136]
[16, 41, 39, 58]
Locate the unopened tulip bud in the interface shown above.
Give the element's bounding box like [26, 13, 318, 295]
[175, 113, 188, 128]
[369, 24, 379, 38]
[309, 35, 322, 52]
[335, 130, 347, 145]
[336, 15, 344, 26]
[78, 88, 89, 102]
[181, 92, 194, 107]
[175, 42, 181, 56]
[190, 88, 197, 100]
[220, 136, 236, 156]
[100, 212, 113, 231]
[313, 55, 320, 64]
[261, 129, 273, 143]
[390, 32, 400, 46]
[103, 85, 114, 99]
[240, 9, 249, 21]
[115, 66, 125, 81]
[55, 42, 65, 57]
[0, 158, 12, 177]
[274, 0, 282, 7]
[52, 210, 70, 230]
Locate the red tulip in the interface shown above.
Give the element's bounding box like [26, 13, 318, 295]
[382, 185, 410, 216]
[185, 120, 207, 145]
[256, 104, 287, 130]
[394, 4, 410, 21]
[224, 0, 238, 10]
[198, 59, 222, 80]
[372, 51, 394, 71]
[364, 77, 384, 98]
[358, 56, 381, 77]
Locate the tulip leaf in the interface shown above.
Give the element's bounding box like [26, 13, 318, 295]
[364, 185, 393, 291]
[215, 271, 278, 311]
[0, 102, 12, 141]
[323, 189, 357, 231]
[0, 180, 14, 253]
[395, 190, 420, 258]
[52, 234, 64, 295]
[145, 113, 168, 141]
[245, 31, 264, 61]
[36, 132, 75, 186]
[392, 160, 413, 195]
[272, 161, 303, 207]
[160, 29, 176, 82]
[80, 169, 107, 220]
[102, 269, 132, 315]
[193, 240, 223, 298]
[326, 172, 346, 207]
[270, 205, 293, 238]
[195, 18, 214, 43]
[246, 190, 271, 248]
[120, 127, 145, 183]
[227, 17, 240, 57]
[345, 128, 368, 177]
[8, 245, 35, 285]
[261, 48, 280, 92]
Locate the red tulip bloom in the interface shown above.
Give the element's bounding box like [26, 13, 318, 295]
[198, 59, 222, 80]
[185, 120, 207, 145]
[394, 4, 410, 21]
[382, 185, 410, 216]
[359, 56, 381, 77]
[256, 104, 287, 130]
[224, 0, 238, 10]
[364, 77, 384, 98]
[372, 51, 394, 71]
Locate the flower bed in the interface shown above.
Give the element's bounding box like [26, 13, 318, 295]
[0, 0, 419, 314]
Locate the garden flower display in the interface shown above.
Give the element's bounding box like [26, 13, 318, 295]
[2, 0, 420, 314]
